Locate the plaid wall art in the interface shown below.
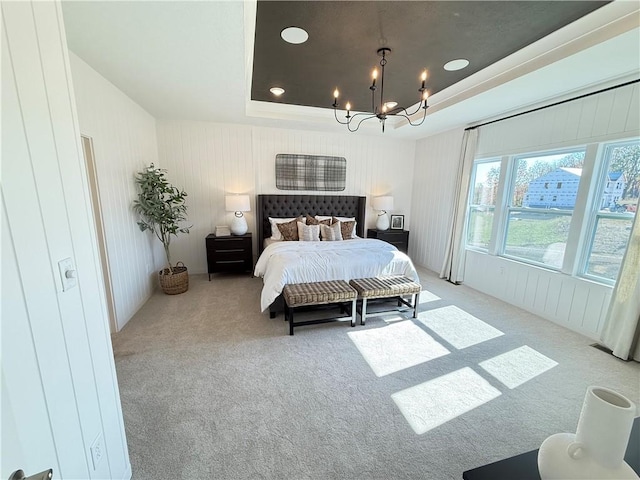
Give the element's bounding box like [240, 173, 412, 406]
[275, 154, 346, 191]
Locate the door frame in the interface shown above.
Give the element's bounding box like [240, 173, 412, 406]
[81, 135, 118, 333]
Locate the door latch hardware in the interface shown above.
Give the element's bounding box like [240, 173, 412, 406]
[8, 469, 53, 480]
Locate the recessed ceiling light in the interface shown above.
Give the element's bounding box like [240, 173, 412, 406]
[270, 87, 285, 96]
[384, 101, 398, 109]
[281, 26, 308, 44]
[444, 59, 470, 71]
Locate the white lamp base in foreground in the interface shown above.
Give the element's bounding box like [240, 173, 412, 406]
[230, 213, 248, 235]
[538, 433, 638, 479]
[376, 212, 390, 230]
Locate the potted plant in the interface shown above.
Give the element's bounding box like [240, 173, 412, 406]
[133, 163, 191, 294]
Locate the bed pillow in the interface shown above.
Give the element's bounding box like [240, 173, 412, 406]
[332, 217, 357, 239]
[277, 218, 300, 241]
[306, 214, 332, 226]
[320, 222, 343, 241]
[298, 222, 321, 242]
[269, 216, 304, 240]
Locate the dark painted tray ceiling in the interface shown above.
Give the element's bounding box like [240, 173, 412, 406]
[252, 1, 608, 112]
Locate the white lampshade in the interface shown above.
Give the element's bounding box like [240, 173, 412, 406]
[225, 195, 250, 212]
[372, 196, 393, 212]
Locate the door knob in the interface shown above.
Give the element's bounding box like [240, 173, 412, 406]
[8, 469, 53, 480]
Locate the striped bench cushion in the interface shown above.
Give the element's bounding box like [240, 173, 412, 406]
[283, 280, 357, 308]
[349, 276, 421, 298]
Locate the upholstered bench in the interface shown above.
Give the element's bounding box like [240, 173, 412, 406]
[349, 276, 421, 325]
[283, 280, 357, 335]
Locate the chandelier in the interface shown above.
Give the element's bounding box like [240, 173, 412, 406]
[332, 47, 429, 133]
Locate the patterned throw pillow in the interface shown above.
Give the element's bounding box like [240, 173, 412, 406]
[306, 214, 332, 226]
[320, 222, 343, 241]
[277, 218, 300, 241]
[270, 216, 304, 240]
[298, 222, 321, 241]
[333, 218, 356, 239]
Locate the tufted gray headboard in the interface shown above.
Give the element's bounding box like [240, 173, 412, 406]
[257, 194, 366, 254]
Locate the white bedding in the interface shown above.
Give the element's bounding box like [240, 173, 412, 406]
[254, 238, 420, 311]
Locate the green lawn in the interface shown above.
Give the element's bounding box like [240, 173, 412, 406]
[467, 211, 570, 248]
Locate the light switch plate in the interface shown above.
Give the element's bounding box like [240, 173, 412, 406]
[58, 257, 77, 291]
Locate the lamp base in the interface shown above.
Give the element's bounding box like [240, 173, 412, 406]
[376, 212, 390, 231]
[230, 213, 248, 235]
[538, 433, 638, 479]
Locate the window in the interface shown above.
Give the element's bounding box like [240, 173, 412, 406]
[583, 140, 639, 282]
[465, 138, 638, 286]
[503, 150, 585, 268]
[467, 159, 501, 250]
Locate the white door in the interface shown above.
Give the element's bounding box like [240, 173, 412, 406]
[1, 1, 130, 479]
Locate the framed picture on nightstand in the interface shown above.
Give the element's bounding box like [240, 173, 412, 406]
[390, 215, 404, 230]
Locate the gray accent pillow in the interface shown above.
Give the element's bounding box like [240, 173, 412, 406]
[298, 222, 321, 241]
[320, 222, 343, 241]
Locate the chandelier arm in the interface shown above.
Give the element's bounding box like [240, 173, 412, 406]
[348, 114, 378, 132]
[395, 101, 425, 117]
[333, 108, 351, 125]
[391, 106, 428, 126]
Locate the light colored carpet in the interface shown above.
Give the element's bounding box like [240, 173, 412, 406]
[111, 267, 640, 480]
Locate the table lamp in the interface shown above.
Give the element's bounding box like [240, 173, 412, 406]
[372, 196, 393, 230]
[225, 194, 250, 235]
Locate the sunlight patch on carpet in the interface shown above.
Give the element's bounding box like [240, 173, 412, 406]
[348, 321, 450, 377]
[479, 345, 558, 389]
[417, 305, 503, 349]
[418, 289, 441, 304]
[392, 367, 501, 434]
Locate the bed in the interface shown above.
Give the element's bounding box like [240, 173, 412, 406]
[254, 194, 419, 316]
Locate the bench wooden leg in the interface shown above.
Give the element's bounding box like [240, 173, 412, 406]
[288, 305, 295, 335]
[413, 292, 420, 318]
[350, 298, 356, 327]
[360, 298, 368, 326]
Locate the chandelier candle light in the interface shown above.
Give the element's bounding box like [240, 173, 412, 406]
[332, 47, 429, 132]
[225, 194, 250, 236]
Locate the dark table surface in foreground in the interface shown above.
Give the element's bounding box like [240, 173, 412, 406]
[463, 417, 640, 480]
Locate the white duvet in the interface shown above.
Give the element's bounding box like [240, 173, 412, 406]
[254, 238, 420, 311]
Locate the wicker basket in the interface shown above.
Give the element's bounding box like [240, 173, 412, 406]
[158, 262, 189, 295]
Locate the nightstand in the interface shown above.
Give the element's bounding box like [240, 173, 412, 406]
[367, 229, 409, 253]
[205, 233, 253, 280]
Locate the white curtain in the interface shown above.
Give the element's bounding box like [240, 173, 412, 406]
[600, 200, 640, 361]
[440, 128, 479, 283]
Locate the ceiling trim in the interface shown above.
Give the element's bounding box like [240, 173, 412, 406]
[427, 0, 640, 117]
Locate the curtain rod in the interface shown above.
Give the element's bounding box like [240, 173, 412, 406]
[465, 78, 640, 131]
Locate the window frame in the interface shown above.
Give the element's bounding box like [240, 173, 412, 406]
[465, 157, 502, 253]
[579, 139, 639, 285]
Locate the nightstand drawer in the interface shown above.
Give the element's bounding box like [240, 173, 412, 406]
[210, 249, 251, 262]
[210, 237, 250, 250]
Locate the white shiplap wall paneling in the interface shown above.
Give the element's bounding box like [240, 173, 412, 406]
[71, 53, 161, 331]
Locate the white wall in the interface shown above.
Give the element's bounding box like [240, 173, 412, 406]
[1, 2, 129, 478]
[156, 121, 416, 273]
[410, 127, 465, 272]
[70, 53, 163, 331]
[469, 82, 639, 339]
